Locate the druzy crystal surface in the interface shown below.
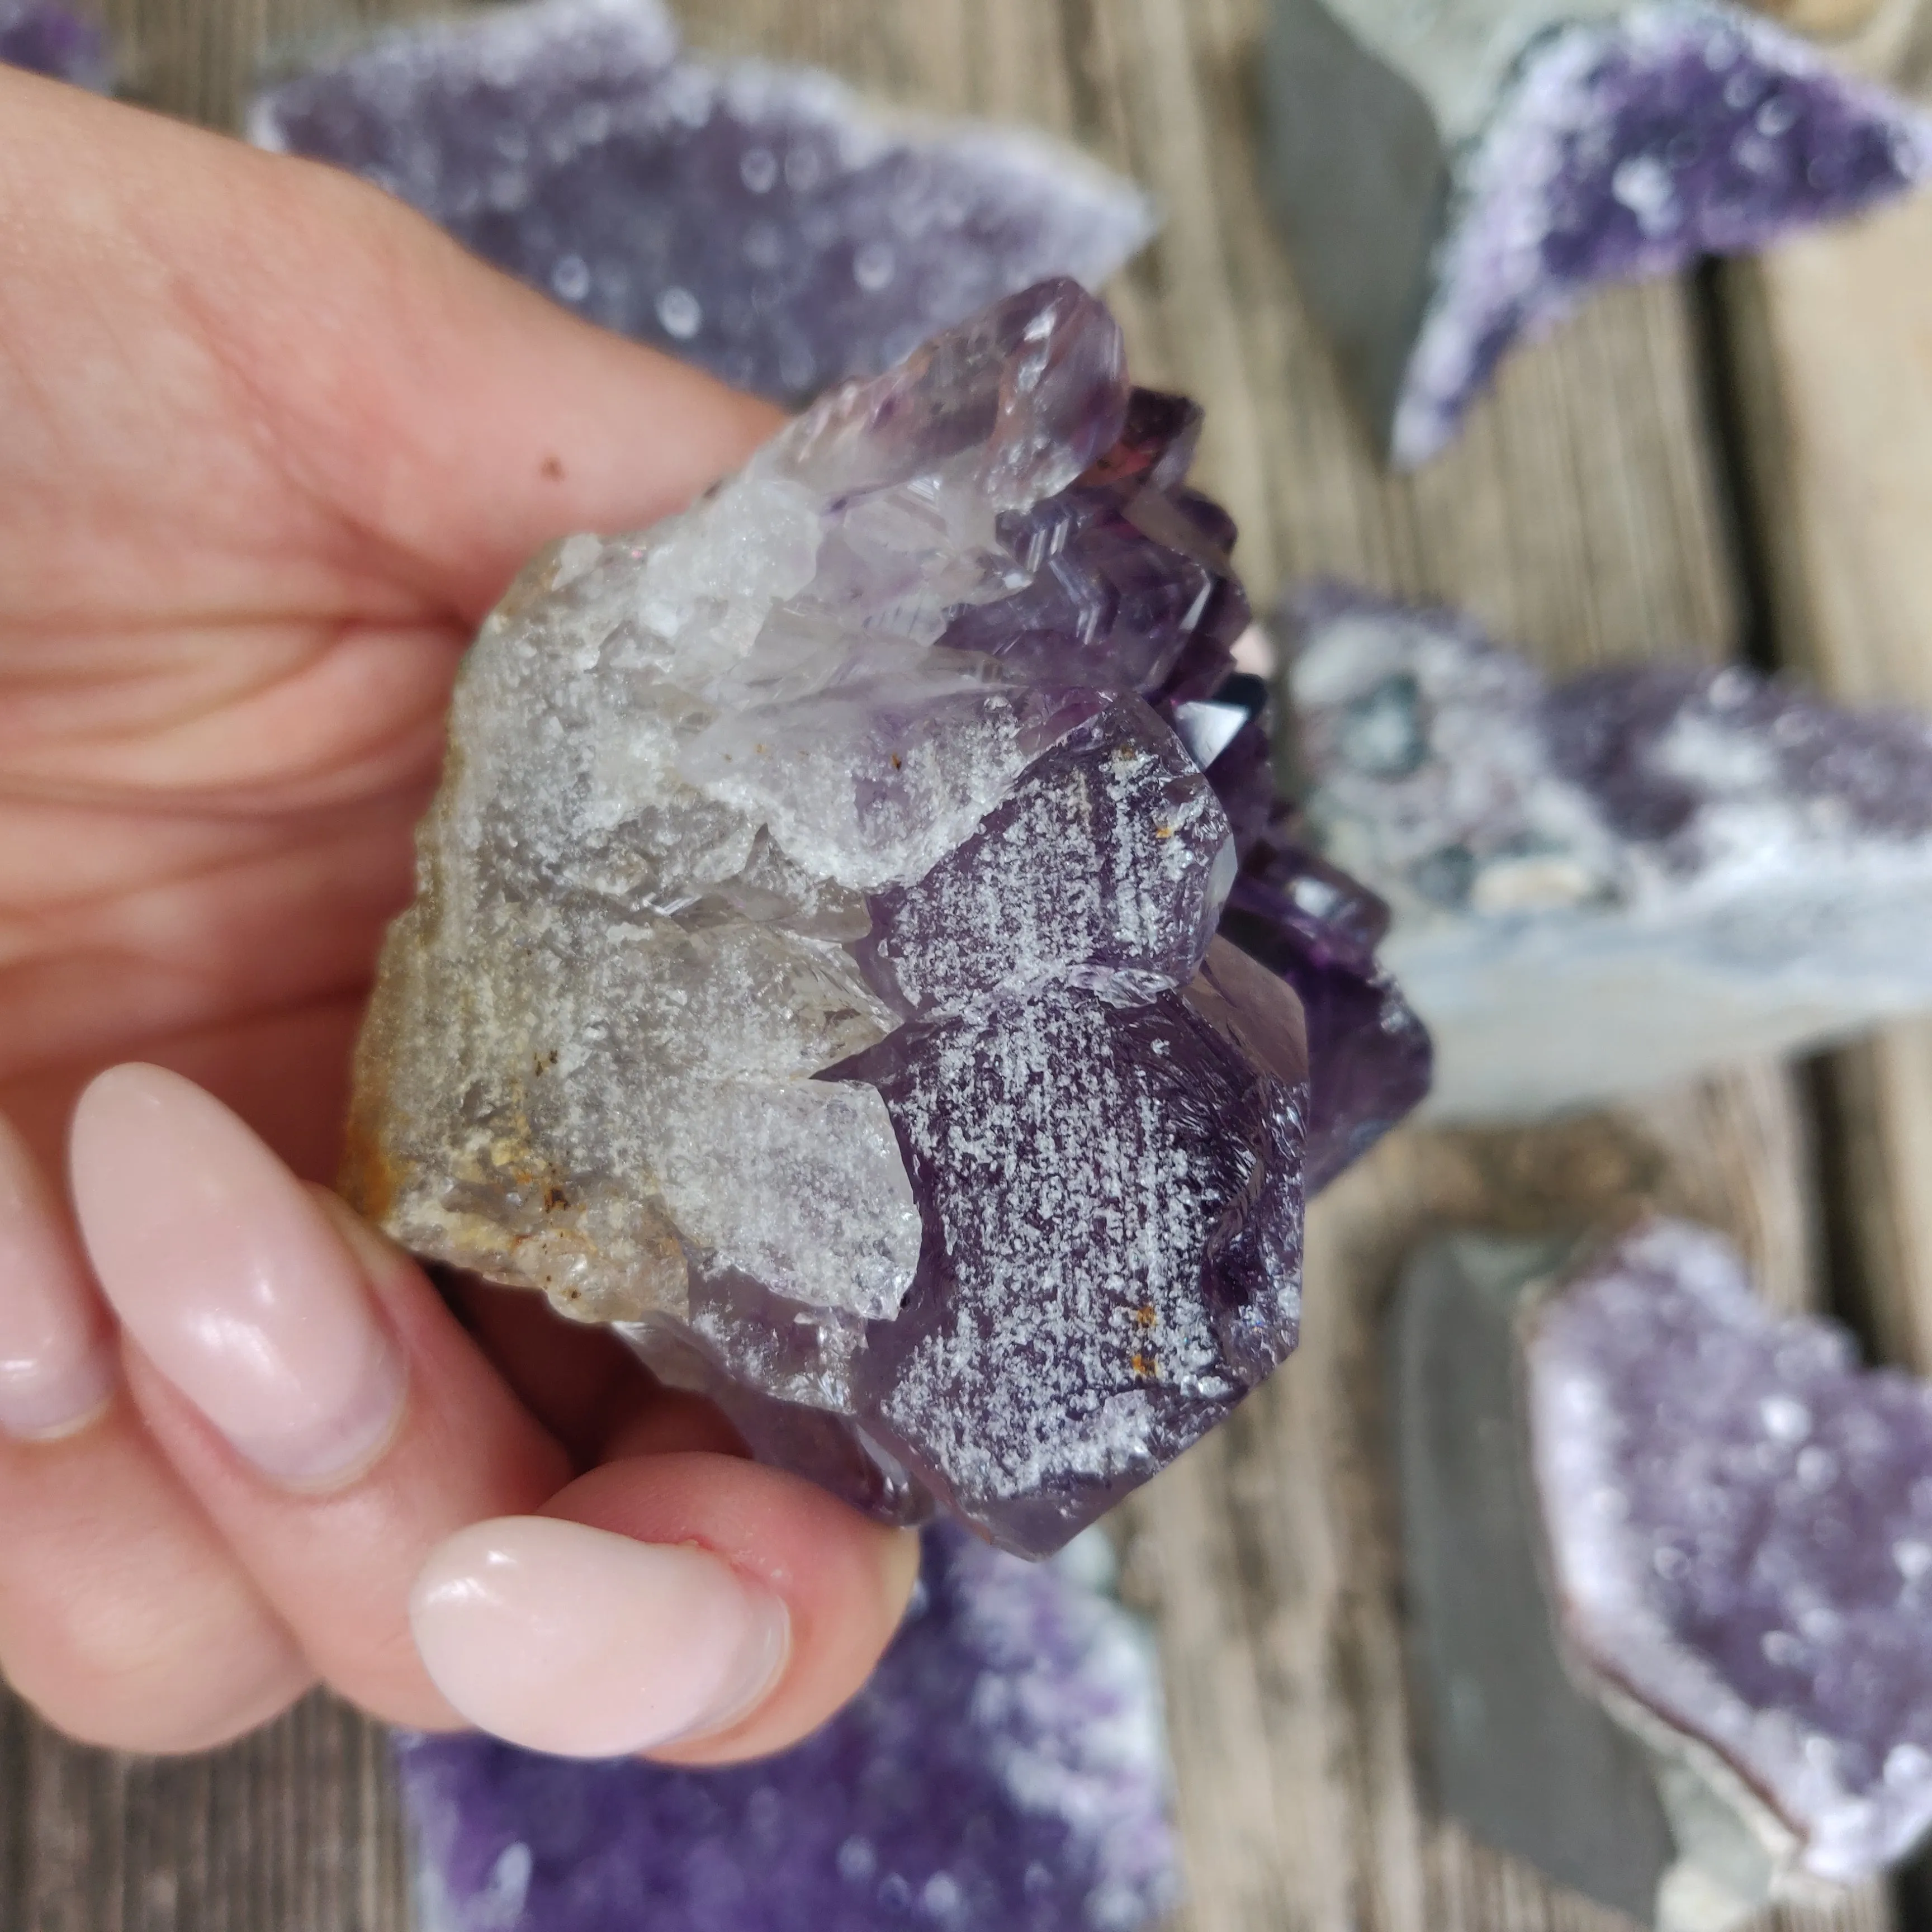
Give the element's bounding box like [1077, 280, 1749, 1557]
[1526, 1218, 1932, 1889]
[348, 283, 1418, 1555]
[398, 1526, 1178, 1932]
[0, 0, 108, 84]
[1263, 0, 1932, 464]
[1288, 581, 1932, 1120]
[250, 0, 1153, 407]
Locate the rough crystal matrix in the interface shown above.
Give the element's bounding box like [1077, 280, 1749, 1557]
[250, 0, 1154, 407]
[347, 283, 1419, 1555]
[0, 0, 109, 85]
[1287, 581, 1932, 1120]
[398, 1526, 1177, 1932]
[1263, 0, 1932, 464]
[1527, 1219, 1932, 1895]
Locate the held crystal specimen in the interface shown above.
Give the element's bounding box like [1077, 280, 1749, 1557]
[1528, 1219, 1932, 1897]
[347, 283, 1421, 1556]
[1262, 0, 1932, 464]
[1287, 581, 1932, 1121]
[397, 1524, 1179, 1932]
[0, 0, 108, 85]
[249, 0, 1154, 407]
[1396, 1223, 1932, 1925]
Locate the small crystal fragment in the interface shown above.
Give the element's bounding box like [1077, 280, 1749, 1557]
[1287, 580, 1932, 1120]
[397, 1525, 1180, 1932]
[1, 0, 108, 85]
[347, 283, 1425, 1554]
[250, 0, 1155, 406]
[1526, 1218, 1932, 1891]
[1263, 0, 1932, 464]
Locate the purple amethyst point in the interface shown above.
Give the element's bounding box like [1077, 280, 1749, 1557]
[345, 281, 1347, 1555]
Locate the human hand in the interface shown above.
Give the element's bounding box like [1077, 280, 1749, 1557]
[0, 68, 918, 1760]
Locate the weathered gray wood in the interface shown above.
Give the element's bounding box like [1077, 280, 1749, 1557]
[5, 0, 1893, 1928]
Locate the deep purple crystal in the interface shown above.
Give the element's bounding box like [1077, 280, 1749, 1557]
[0, 0, 108, 86]
[1527, 1218, 1932, 1883]
[395, 1526, 1178, 1932]
[250, 0, 1154, 408]
[1219, 807, 1431, 1191]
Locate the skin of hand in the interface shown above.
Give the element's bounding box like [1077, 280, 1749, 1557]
[0, 67, 919, 1761]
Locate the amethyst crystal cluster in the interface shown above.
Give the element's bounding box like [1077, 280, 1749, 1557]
[1287, 581, 1932, 1120]
[1527, 1219, 1932, 1895]
[250, 0, 1153, 408]
[0, 0, 108, 86]
[398, 1527, 1176, 1932]
[346, 282, 1422, 1556]
[1396, 1223, 1932, 1925]
[1263, 0, 1932, 464]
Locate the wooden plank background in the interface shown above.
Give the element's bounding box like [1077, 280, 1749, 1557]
[5, 1, 1931, 1926]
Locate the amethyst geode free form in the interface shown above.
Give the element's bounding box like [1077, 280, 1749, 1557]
[1263, 0, 1932, 465]
[1397, 1221, 1932, 1925]
[1530, 1220, 1932, 1894]
[397, 1526, 1177, 1932]
[345, 282, 1420, 1556]
[249, 0, 1153, 408]
[1289, 581, 1932, 1120]
[0, 0, 109, 86]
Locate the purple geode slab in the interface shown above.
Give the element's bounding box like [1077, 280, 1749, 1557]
[249, 0, 1154, 408]
[1526, 1217, 1932, 1886]
[397, 1525, 1178, 1932]
[345, 281, 1420, 1555]
[0, 0, 108, 86]
[1264, 0, 1932, 465]
[1286, 580, 1932, 1119]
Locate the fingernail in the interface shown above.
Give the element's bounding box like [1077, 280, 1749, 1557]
[0, 1115, 116, 1441]
[69, 1065, 404, 1487]
[410, 1517, 791, 1758]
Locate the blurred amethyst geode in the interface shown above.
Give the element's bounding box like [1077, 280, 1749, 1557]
[344, 281, 1424, 1557]
[0, 0, 109, 86]
[249, 0, 1154, 406]
[399, 1526, 1178, 1932]
[1263, 0, 1932, 465]
[1286, 581, 1932, 1119]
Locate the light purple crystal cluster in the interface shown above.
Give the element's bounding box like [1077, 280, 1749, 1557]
[1264, 0, 1932, 465]
[1286, 580, 1932, 1119]
[1526, 1218, 1932, 1885]
[1403, 4, 1932, 463]
[397, 1526, 1178, 1932]
[249, 0, 1154, 407]
[347, 282, 1422, 1556]
[0, 0, 108, 86]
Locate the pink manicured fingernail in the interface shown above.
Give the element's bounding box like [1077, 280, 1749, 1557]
[0, 1115, 115, 1440]
[69, 1065, 404, 1487]
[410, 1517, 791, 1758]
